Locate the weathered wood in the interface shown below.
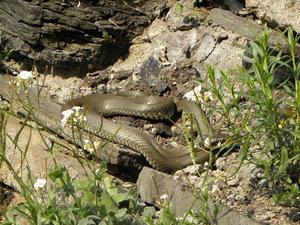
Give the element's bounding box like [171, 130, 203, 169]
[0, 0, 150, 75]
[137, 167, 263, 225]
[0, 74, 147, 171]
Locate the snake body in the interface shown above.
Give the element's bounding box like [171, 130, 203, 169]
[62, 93, 212, 172]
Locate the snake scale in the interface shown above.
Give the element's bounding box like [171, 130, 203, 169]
[62, 93, 213, 172]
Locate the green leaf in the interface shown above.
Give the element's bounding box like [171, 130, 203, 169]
[48, 165, 66, 180]
[101, 190, 119, 214]
[158, 206, 176, 225]
[102, 31, 110, 40]
[116, 208, 127, 218]
[78, 218, 97, 225]
[279, 147, 289, 174]
[103, 177, 128, 203]
[175, 3, 183, 13]
[283, 85, 293, 96]
[267, 75, 273, 85]
[250, 41, 263, 57]
[142, 206, 156, 218]
[287, 28, 294, 48]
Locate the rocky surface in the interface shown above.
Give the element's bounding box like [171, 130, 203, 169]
[137, 166, 262, 225]
[245, 0, 300, 33]
[171, 152, 300, 225]
[0, 116, 93, 191]
[86, 7, 247, 97]
[0, 0, 153, 75]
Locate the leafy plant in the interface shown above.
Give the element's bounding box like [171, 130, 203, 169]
[202, 28, 300, 207]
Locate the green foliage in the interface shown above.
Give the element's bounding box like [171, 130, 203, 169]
[243, 28, 300, 205]
[0, 37, 13, 62]
[182, 112, 197, 164]
[203, 28, 300, 207]
[3, 159, 148, 225]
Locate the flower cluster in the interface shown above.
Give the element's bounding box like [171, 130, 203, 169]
[61, 106, 86, 127]
[16, 70, 34, 88]
[82, 139, 100, 154]
[34, 178, 46, 190]
[183, 85, 214, 103]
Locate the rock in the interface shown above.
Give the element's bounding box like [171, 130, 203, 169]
[192, 28, 246, 79]
[223, 0, 245, 12]
[0, 61, 19, 75]
[245, 207, 255, 216]
[257, 212, 274, 222]
[137, 167, 263, 224]
[171, 125, 181, 136]
[194, 0, 244, 12]
[288, 209, 300, 222]
[154, 123, 173, 138]
[174, 164, 204, 176]
[0, 116, 92, 191]
[257, 179, 269, 189]
[140, 55, 168, 93]
[0, 0, 150, 75]
[165, 0, 201, 31]
[236, 162, 256, 186]
[266, 211, 276, 218]
[211, 184, 221, 194]
[215, 156, 227, 170]
[234, 186, 248, 202]
[245, 0, 300, 33]
[227, 176, 239, 186]
[96, 84, 107, 93]
[207, 8, 300, 57]
[106, 6, 251, 96]
[170, 141, 179, 148]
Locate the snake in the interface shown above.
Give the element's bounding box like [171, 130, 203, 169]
[62, 93, 213, 172]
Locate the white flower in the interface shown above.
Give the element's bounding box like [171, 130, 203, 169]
[18, 70, 33, 80]
[61, 108, 75, 127]
[204, 137, 211, 148]
[61, 106, 86, 127]
[183, 85, 202, 101]
[34, 178, 46, 190]
[203, 91, 214, 102]
[160, 194, 168, 200]
[72, 106, 85, 120]
[83, 139, 92, 152]
[83, 139, 90, 145]
[83, 139, 100, 154]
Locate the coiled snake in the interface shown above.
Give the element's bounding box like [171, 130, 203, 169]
[62, 93, 213, 172]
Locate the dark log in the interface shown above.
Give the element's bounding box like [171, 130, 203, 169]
[0, 0, 150, 75]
